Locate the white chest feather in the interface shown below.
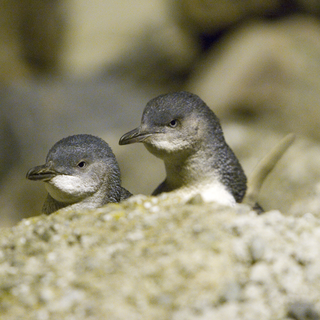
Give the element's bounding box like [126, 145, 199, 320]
[151, 139, 190, 152]
[171, 180, 236, 206]
[45, 175, 96, 203]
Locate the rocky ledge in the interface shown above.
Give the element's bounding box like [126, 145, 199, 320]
[0, 194, 320, 320]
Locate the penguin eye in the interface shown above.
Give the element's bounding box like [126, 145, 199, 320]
[168, 119, 178, 128]
[77, 161, 87, 168]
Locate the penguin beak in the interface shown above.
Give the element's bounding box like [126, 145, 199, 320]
[119, 127, 154, 145]
[26, 163, 60, 182]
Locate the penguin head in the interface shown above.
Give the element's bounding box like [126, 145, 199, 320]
[119, 91, 224, 160]
[27, 134, 121, 204]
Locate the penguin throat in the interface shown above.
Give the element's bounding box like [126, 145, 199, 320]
[163, 150, 219, 189]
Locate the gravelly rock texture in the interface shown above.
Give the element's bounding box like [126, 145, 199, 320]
[0, 195, 319, 319]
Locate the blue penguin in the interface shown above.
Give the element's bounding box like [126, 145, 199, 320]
[27, 134, 132, 214]
[119, 91, 246, 206]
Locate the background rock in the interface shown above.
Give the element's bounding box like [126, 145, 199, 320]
[187, 16, 320, 140]
[222, 124, 320, 217]
[1, 0, 320, 228]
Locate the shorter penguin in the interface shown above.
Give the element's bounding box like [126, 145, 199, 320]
[27, 134, 132, 214]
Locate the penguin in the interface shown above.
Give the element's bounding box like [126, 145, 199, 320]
[27, 134, 132, 214]
[119, 91, 246, 206]
[119, 91, 295, 210]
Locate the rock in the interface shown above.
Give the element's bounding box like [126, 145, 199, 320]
[0, 0, 32, 84]
[172, 0, 320, 35]
[287, 301, 320, 320]
[0, 195, 320, 319]
[172, 0, 281, 34]
[19, 0, 65, 74]
[0, 0, 170, 80]
[187, 16, 320, 141]
[222, 123, 320, 217]
[59, 0, 168, 77]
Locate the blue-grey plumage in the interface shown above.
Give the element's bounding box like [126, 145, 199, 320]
[27, 134, 132, 214]
[119, 91, 247, 206]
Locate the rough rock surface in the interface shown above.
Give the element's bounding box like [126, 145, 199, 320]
[1, 195, 320, 319]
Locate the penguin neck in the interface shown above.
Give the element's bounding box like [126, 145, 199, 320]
[42, 194, 69, 214]
[82, 175, 122, 206]
[160, 145, 236, 206]
[163, 145, 222, 190]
